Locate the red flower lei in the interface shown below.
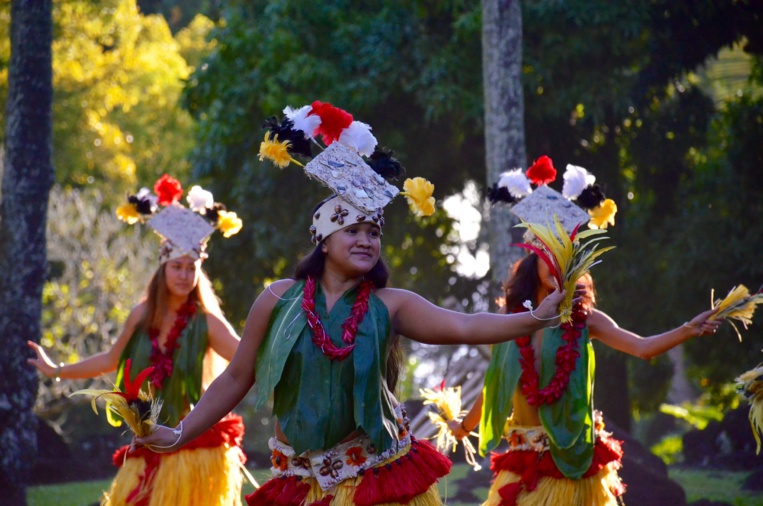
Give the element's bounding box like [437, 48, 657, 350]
[517, 303, 587, 406]
[302, 276, 373, 361]
[148, 299, 197, 388]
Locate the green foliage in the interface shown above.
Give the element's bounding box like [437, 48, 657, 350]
[181, 0, 486, 321]
[669, 468, 763, 505]
[651, 433, 683, 465]
[0, 0, 214, 198]
[659, 402, 724, 430]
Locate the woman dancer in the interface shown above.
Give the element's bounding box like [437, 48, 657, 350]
[29, 176, 246, 506]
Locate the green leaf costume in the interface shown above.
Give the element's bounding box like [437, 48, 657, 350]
[117, 310, 208, 428]
[480, 325, 596, 479]
[253, 280, 399, 455]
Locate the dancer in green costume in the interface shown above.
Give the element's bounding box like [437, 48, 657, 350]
[138, 102, 576, 506]
[29, 175, 246, 506]
[450, 159, 721, 506]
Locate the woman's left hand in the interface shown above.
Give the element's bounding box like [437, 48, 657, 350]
[685, 309, 722, 336]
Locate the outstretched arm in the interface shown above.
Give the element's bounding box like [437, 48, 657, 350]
[27, 304, 144, 379]
[378, 287, 570, 345]
[448, 391, 484, 440]
[137, 279, 293, 451]
[589, 308, 721, 360]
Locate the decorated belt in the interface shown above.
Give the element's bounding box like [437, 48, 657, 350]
[504, 410, 609, 452]
[268, 404, 411, 491]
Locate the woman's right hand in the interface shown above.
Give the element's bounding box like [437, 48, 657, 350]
[26, 340, 58, 378]
[134, 424, 184, 453]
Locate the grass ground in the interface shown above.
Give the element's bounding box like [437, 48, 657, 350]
[27, 464, 762, 506]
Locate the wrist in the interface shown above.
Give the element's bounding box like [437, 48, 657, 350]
[681, 321, 701, 337]
[54, 362, 65, 382]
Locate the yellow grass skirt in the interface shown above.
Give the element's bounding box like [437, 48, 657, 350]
[102, 444, 244, 506]
[483, 464, 623, 506]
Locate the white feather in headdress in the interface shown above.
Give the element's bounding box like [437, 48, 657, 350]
[498, 168, 533, 199]
[284, 105, 322, 139]
[338, 120, 378, 157]
[562, 164, 596, 200]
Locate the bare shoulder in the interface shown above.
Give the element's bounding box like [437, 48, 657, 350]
[374, 287, 423, 319]
[587, 308, 617, 338]
[126, 302, 147, 327]
[204, 311, 234, 330]
[250, 279, 298, 315]
[267, 279, 298, 298]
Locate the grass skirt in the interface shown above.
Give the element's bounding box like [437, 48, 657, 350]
[246, 437, 451, 506]
[483, 431, 625, 506]
[102, 415, 246, 506]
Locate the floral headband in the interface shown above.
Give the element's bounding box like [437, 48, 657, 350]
[258, 100, 436, 243]
[116, 174, 243, 263]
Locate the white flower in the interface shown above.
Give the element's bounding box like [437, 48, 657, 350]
[338, 121, 377, 157]
[186, 185, 214, 213]
[562, 164, 596, 200]
[284, 105, 322, 139]
[136, 187, 158, 212]
[498, 168, 533, 198]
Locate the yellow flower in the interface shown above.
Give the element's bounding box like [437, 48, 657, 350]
[588, 198, 617, 229]
[258, 133, 303, 168]
[401, 177, 436, 217]
[217, 210, 243, 238]
[116, 202, 140, 224]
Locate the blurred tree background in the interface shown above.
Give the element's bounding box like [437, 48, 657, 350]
[1, 0, 762, 457]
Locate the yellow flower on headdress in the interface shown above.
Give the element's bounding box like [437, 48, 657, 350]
[116, 202, 141, 224]
[401, 177, 436, 217]
[258, 133, 303, 168]
[217, 210, 243, 238]
[588, 198, 617, 229]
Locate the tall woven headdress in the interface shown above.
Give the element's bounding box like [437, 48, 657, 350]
[258, 100, 436, 243]
[116, 174, 243, 262]
[488, 155, 618, 236]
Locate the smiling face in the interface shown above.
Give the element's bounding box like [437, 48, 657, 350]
[322, 223, 382, 277]
[163, 255, 202, 299]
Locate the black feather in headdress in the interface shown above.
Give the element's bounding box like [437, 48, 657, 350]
[366, 146, 405, 182]
[128, 194, 156, 215]
[203, 202, 227, 224]
[486, 182, 518, 205]
[261, 116, 313, 158]
[575, 184, 606, 210]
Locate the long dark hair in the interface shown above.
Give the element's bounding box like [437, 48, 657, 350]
[503, 254, 596, 313]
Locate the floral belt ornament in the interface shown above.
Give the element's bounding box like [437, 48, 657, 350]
[268, 405, 412, 491]
[70, 359, 161, 437]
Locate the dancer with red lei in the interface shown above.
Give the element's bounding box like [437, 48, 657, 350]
[139, 102, 574, 506]
[450, 159, 722, 506]
[28, 175, 245, 506]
